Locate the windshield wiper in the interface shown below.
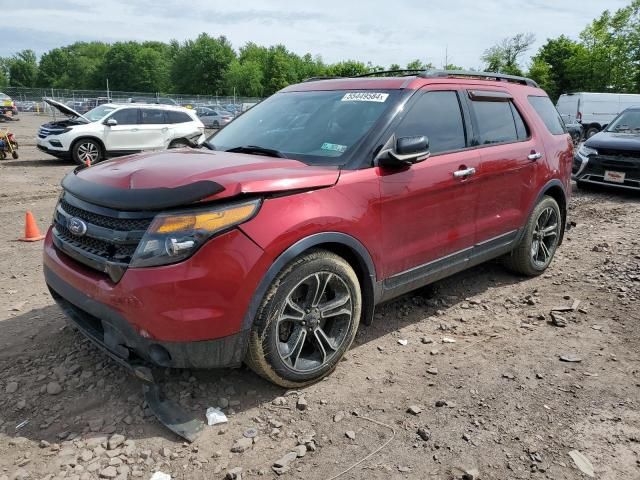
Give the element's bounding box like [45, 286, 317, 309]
[225, 145, 287, 158]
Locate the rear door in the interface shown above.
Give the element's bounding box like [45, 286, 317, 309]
[379, 88, 480, 282]
[465, 89, 541, 245]
[138, 108, 168, 149]
[102, 108, 141, 151]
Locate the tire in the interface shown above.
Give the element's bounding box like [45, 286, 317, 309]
[213, 121, 220, 129]
[11, 151, 18, 159]
[245, 250, 362, 388]
[505, 196, 562, 276]
[72, 138, 101, 165]
[585, 126, 600, 139]
[169, 139, 189, 149]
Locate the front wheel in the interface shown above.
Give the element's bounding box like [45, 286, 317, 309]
[505, 196, 562, 276]
[245, 250, 362, 388]
[72, 139, 101, 165]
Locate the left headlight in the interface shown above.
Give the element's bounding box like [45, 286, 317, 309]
[130, 199, 261, 268]
[577, 144, 598, 158]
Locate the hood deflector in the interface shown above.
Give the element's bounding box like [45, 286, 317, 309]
[61, 172, 225, 211]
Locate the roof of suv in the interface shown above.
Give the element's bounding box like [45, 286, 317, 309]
[106, 103, 189, 111]
[283, 70, 543, 93]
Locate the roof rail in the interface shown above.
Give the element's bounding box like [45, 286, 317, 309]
[354, 69, 423, 78]
[302, 76, 343, 82]
[419, 69, 539, 87]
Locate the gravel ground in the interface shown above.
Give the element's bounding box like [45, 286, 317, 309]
[0, 113, 639, 480]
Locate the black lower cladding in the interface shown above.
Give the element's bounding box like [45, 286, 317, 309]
[44, 265, 249, 369]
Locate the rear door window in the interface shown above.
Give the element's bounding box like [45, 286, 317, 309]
[471, 100, 519, 145]
[395, 91, 467, 154]
[166, 111, 192, 123]
[528, 96, 567, 135]
[140, 109, 167, 124]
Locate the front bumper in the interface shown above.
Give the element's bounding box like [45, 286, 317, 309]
[46, 265, 249, 368]
[573, 153, 640, 191]
[43, 225, 268, 369]
[37, 141, 70, 159]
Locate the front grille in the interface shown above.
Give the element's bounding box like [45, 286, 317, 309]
[60, 199, 151, 231]
[38, 127, 65, 139]
[52, 194, 155, 282]
[56, 223, 137, 261]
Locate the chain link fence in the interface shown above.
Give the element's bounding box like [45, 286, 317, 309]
[3, 86, 262, 115]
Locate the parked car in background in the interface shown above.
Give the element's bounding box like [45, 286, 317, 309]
[37, 98, 205, 164]
[43, 70, 572, 388]
[573, 107, 640, 191]
[557, 92, 640, 139]
[195, 106, 234, 128]
[16, 101, 36, 112]
[0, 92, 18, 115]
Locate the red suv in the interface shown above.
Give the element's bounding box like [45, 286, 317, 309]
[44, 71, 573, 387]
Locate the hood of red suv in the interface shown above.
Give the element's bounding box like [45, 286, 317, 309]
[64, 149, 340, 209]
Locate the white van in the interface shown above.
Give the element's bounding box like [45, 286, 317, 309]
[556, 92, 640, 138]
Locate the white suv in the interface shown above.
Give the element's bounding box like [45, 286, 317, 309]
[37, 99, 205, 165]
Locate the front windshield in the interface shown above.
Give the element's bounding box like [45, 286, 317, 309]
[607, 110, 640, 133]
[206, 90, 398, 164]
[85, 104, 116, 122]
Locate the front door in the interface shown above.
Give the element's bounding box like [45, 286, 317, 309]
[379, 89, 480, 287]
[102, 108, 141, 151]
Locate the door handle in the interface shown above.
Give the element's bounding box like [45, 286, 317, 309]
[453, 167, 476, 178]
[161, 127, 169, 132]
[528, 151, 543, 161]
[131, 128, 139, 132]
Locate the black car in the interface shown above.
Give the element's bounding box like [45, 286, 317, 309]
[573, 107, 640, 191]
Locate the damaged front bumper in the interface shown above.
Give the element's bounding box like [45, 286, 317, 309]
[44, 266, 249, 442]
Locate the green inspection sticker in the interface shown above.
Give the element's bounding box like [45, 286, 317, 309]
[321, 142, 347, 153]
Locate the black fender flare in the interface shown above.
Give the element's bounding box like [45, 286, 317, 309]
[524, 178, 569, 245]
[241, 232, 379, 331]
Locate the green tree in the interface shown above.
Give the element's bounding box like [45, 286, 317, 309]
[326, 60, 368, 77]
[171, 34, 236, 95]
[0, 58, 8, 89]
[37, 42, 110, 89]
[98, 42, 170, 92]
[481, 33, 535, 75]
[389, 63, 401, 71]
[224, 59, 264, 96]
[8, 49, 38, 87]
[406, 59, 433, 71]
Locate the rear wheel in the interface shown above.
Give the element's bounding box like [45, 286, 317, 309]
[245, 250, 361, 388]
[72, 139, 101, 165]
[505, 196, 562, 276]
[169, 139, 189, 149]
[213, 120, 220, 129]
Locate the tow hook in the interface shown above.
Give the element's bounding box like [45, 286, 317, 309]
[133, 365, 204, 443]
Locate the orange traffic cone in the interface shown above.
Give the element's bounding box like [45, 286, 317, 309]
[19, 211, 45, 242]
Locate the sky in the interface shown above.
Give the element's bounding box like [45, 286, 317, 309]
[1, 0, 630, 69]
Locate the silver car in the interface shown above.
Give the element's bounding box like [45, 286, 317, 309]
[195, 107, 234, 129]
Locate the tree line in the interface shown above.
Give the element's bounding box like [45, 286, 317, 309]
[1, 1, 637, 100]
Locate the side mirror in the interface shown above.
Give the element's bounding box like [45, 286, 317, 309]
[379, 135, 430, 168]
[105, 118, 118, 127]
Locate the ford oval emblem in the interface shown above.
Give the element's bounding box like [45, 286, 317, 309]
[67, 217, 88, 236]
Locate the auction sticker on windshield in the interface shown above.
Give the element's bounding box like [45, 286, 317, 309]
[321, 142, 347, 153]
[341, 92, 389, 102]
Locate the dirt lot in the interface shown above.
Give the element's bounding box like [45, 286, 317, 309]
[0, 113, 638, 480]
